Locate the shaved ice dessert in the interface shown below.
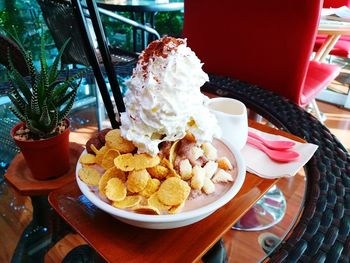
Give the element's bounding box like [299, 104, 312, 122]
[78, 37, 238, 217]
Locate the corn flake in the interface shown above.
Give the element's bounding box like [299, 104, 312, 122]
[114, 153, 160, 171]
[78, 167, 100, 186]
[99, 167, 126, 197]
[95, 146, 109, 166]
[112, 195, 141, 209]
[79, 153, 96, 165]
[169, 140, 179, 167]
[168, 202, 185, 214]
[132, 205, 160, 215]
[105, 129, 135, 153]
[134, 154, 161, 169]
[101, 149, 120, 170]
[105, 177, 127, 201]
[157, 177, 191, 206]
[161, 159, 180, 178]
[148, 193, 170, 211]
[90, 144, 99, 155]
[147, 165, 169, 179]
[140, 178, 160, 198]
[127, 169, 151, 193]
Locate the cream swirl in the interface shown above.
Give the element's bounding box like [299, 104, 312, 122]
[120, 37, 220, 155]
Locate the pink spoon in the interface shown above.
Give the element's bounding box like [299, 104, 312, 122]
[248, 131, 296, 150]
[247, 137, 299, 163]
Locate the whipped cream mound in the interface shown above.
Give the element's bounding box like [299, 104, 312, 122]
[120, 37, 221, 156]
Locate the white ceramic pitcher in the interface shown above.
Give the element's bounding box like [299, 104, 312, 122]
[207, 97, 248, 150]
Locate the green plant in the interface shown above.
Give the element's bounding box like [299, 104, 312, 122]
[6, 33, 84, 139]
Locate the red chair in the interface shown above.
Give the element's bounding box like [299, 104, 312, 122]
[323, 0, 350, 7]
[183, 0, 340, 120]
[314, 0, 350, 58]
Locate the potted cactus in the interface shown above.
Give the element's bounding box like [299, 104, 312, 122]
[7, 35, 84, 180]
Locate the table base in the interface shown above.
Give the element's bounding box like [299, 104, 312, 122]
[10, 196, 71, 263]
[232, 186, 286, 231]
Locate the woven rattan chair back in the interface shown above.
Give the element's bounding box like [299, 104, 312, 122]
[37, 0, 90, 66]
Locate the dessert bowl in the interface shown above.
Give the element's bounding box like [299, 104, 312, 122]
[76, 138, 246, 229]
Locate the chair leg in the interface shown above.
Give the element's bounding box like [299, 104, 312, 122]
[93, 79, 105, 130]
[310, 99, 325, 123]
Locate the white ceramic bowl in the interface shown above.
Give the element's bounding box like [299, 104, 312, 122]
[76, 138, 246, 229]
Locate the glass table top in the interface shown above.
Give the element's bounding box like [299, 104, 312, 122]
[0, 86, 307, 262]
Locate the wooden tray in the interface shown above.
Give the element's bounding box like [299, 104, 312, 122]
[48, 121, 305, 262]
[5, 143, 83, 196]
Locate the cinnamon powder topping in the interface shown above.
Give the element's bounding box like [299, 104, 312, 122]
[139, 37, 185, 78]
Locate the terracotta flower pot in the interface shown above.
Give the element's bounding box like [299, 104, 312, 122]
[10, 120, 71, 180]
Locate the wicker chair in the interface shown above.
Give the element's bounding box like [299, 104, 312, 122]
[0, 34, 29, 76]
[38, 0, 135, 67]
[37, 0, 160, 128]
[203, 76, 350, 263]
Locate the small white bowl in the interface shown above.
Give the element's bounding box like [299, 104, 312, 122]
[76, 138, 246, 229]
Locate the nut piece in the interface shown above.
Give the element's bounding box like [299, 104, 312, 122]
[212, 169, 233, 183]
[202, 142, 217, 160]
[191, 165, 206, 190]
[78, 167, 100, 186]
[158, 177, 191, 206]
[203, 161, 218, 179]
[217, 157, 233, 170]
[127, 169, 151, 193]
[202, 178, 215, 194]
[179, 159, 192, 180]
[105, 178, 127, 201]
[192, 146, 204, 160]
